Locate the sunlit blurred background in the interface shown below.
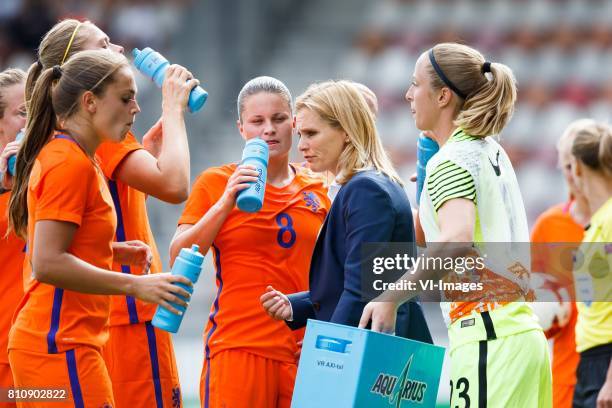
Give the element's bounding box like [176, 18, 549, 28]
[2, 0, 610, 405]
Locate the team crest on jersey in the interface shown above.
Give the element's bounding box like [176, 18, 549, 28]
[172, 386, 181, 407]
[303, 191, 321, 212]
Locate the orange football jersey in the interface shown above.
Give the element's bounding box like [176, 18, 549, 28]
[9, 136, 116, 353]
[179, 164, 330, 363]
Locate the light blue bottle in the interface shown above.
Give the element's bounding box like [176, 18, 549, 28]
[416, 133, 439, 205]
[132, 47, 208, 113]
[7, 130, 25, 176]
[151, 244, 205, 333]
[236, 138, 269, 213]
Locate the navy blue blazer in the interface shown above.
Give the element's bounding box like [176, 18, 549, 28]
[287, 170, 432, 343]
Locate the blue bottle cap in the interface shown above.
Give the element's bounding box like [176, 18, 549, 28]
[241, 137, 269, 163]
[178, 244, 205, 266]
[245, 137, 268, 149]
[132, 47, 154, 67]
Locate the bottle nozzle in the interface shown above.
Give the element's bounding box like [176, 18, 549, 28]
[132, 48, 141, 58]
[191, 244, 200, 253]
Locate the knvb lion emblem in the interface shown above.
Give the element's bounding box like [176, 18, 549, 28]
[172, 386, 181, 408]
[303, 191, 321, 212]
[370, 355, 428, 406]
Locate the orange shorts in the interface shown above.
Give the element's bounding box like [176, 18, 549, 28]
[102, 322, 181, 408]
[200, 349, 296, 408]
[8, 346, 114, 407]
[0, 363, 16, 408]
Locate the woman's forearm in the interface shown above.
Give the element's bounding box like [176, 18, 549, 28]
[157, 107, 190, 197]
[170, 200, 232, 266]
[33, 252, 135, 296]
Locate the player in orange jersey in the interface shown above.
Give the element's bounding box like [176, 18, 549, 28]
[170, 76, 330, 408]
[0, 68, 27, 408]
[25, 19, 196, 407]
[531, 119, 592, 408]
[7, 50, 190, 408]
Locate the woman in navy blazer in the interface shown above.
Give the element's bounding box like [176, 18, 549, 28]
[261, 80, 432, 343]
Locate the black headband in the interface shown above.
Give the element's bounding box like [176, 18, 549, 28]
[428, 48, 467, 100]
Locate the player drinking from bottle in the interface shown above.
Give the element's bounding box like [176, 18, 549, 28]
[8, 49, 190, 408]
[170, 76, 330, 408]
[24, 19, 196, 406]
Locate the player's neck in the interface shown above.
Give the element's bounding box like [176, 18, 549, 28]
[585, 176, 612, 215]
[570, 195, 591, 226]
[430, 120, 456, 147]
[267, 156, 294, 187]
[62, 119, 100, 157]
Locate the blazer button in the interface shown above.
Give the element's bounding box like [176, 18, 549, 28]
[313, 302, 320, 311]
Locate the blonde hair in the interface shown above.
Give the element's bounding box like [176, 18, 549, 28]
[25, 19, 93, 107]
[0, 68, 26, 118]
[352, 82, 378, 117]
[237, 76, 292, 121]
[557, 118, 597, 154]
[571, 121, 612, 176]
[296, 80, 402, 185]
[427, 43, 517, 137]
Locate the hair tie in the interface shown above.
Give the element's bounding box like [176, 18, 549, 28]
[428, 48, 467, 99]
[52, 65, 63, 80]
[61, 22, 82, 65]
[482, 61, 492, 74]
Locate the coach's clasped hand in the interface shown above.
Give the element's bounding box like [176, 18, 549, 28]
[261, 285, 292, 321]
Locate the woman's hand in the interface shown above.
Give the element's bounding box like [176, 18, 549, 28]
[131, 273, 192, 315]
[142, 119, 163, 159]
[162, 64, 199, 113]
[598, 377, 612, 408]
[113, 240, 153, 273]
[216, 164, 259, 212]
[358, 301, 399, 335]
[0, 139, 22, 189]
[260, 285, 292, 321]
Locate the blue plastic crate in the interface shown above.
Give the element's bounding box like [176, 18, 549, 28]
[292, 320, 445, 407]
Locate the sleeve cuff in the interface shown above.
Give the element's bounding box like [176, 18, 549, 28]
[35, 209, 82, 226]
[286, 300, 294, 321]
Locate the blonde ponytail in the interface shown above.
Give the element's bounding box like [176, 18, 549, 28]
[427, 43, 517, 137]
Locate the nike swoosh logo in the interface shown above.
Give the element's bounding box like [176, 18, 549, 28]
[489, 150, 501, 176]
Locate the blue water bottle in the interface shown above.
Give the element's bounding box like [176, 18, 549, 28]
[151, 244, 205, 333]
[132, 47, 208, 113]
[416, 133, 439, 205]
[236, 138, 269, 212]
[7, 130, 25, 176]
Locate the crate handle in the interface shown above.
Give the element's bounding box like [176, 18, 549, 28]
[315, 335, 352, 354]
